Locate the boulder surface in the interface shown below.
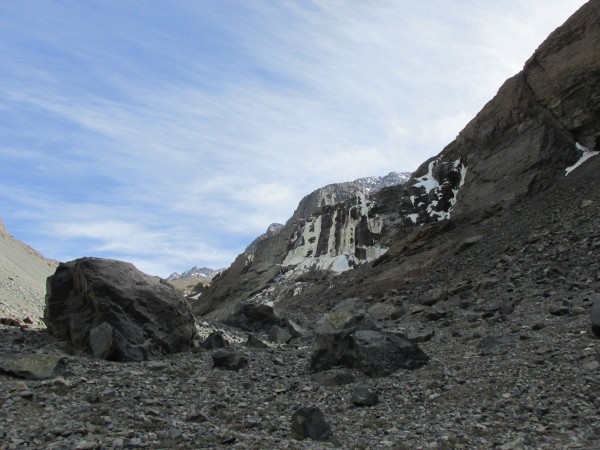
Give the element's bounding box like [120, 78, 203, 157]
[44, 257, 197, 361]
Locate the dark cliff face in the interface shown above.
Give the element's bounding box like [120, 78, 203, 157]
[384, 0, 600, 225]
[196, 1, 600, 317]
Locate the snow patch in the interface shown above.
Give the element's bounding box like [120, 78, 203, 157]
[566, 142, 599, 176]
[413, 160, 440, 193]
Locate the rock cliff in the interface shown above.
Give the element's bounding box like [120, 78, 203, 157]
[196, 0, 600, 318]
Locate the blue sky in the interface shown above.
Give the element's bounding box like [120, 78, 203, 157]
[0, 0, 586, 277]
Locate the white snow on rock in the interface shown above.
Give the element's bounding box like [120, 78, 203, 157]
[413, 160, 440, 193]
[565, 142, 599, 175]
[282, 194, 387, 274]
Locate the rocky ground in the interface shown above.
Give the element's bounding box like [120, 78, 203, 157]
[2, 155, 600, 449]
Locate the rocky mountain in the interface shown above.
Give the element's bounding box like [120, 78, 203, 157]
[352, 171, 411, 192]
[244, 223, 285, 253]
[2, 3, 600, 449]
[166, 266, 222, 282]
[195, 0, 600, 319]
[0, 218, 58, 322]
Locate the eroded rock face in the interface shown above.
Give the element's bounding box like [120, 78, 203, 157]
[44, 257, 197, 362]
[198, 0, 600, 317]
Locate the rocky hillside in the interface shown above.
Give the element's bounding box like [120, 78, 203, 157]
[195, 0, 600, 318]
[2, 3, 600, 449]
[0, 218, 58, 322]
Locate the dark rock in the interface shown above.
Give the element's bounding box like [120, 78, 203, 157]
[0, 316, 28, 328]
[89, 322, 116, 360]
[311, 328, 429, 376]
[44, 257, 197, 362]
[548, 304, 570, 316]
[420, 288, 447, 306]
[426, 309, 449, 321]
[406, 327, 435, 342]
[500, 302, 515, 315]
[351, 385, 379, 407]
[0, 353, 66, 380]
[390, 307, 406, 320]
[479, 335, 516, 348]
[316, 298, 377, 332]
[290, 406, 333, 441]
[269, 325, 292, 344]
[245, 334, 269, 348]
[221, 301, 283, 333]
[282, 318, 310, 338]
[310, 369, 356, 387]
[590, 296, 600, 337]
[212, 349, 248, 371]
[201, 331, 229, 350]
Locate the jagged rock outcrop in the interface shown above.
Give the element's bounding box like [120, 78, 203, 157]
[244, 223, 284, 253]
[44, 257, 197, 361]
[195, 173, 409, 316]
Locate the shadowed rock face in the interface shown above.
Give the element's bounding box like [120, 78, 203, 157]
[197, 1, 600, 316]
[44, 257, 197, 361]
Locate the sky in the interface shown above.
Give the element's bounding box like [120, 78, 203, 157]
[0, 0, 587, 277]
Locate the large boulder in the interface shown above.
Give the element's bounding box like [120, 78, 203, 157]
[311, 328, 429, 376]
[221, 301, 308, 339]
[310, 299, 429, 376]
[44, 257, 197, 362]
[221, 301, 283, 333]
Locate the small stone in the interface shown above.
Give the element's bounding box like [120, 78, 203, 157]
[74, 442, 97, 450]
[406, 327, 435, 342]
[201, 330, 229, 350]
[590, 296, 600, 337]
[311, 369, 356, 387]
[351, 385, 379, 407]
[220, 435, 236, 445]
[549, 304, 570, 316]
[243, 417, 261, 428]
[291, 406, 333, 441]
[186, 410, 209, 423]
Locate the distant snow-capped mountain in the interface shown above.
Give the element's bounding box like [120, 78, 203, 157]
[166, 266, 222, 281]
[353, 171, 411, 192]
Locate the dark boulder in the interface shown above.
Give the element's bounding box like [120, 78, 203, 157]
[311, 327, 428, 377]
[221, 302, 283, 333]
[201, 330, 229, 350]
[351, 385, 379, 407]
[311, 298, 428, 376]
[290, 406, 333, 441]
[212, 349, 248, 371]
[44, 257, 197, 362]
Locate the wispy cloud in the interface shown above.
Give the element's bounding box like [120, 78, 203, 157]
[0, 0, 586, 275]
